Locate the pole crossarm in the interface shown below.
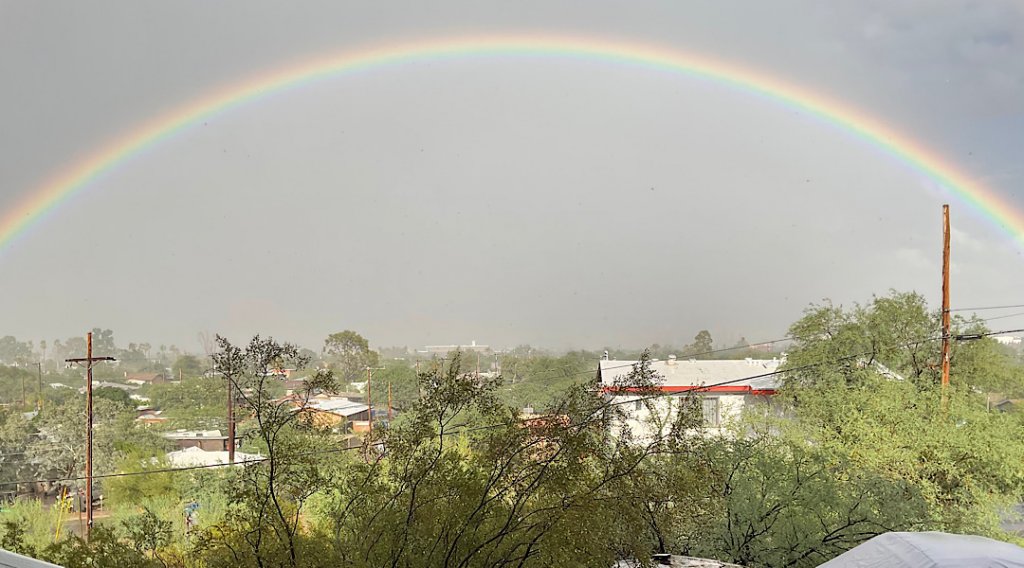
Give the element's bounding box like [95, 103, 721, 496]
[66, 357, 116, 365]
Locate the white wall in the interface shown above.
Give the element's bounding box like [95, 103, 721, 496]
[609, 392, 757, 444]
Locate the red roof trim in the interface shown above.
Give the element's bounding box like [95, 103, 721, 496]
[602, 386, 777, 395]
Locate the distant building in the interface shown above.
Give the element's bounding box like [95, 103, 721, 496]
[597, 356, 782, 443]
[294, 397, 371, 432]
[166, 446, 260, 467]
[993, 336, 1022, 346]
[135, 408, 167, 425]
[163, 429, 231, 452]
[124, 372, 167, 385]
[80, 381, 139, 395]
[418, 340, 490, 355]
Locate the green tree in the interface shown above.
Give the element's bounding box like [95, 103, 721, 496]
[94, 386, 133, 408]
[199, 335, 340, 567]
[323, 330, 379, 383]
[318, 352, 708, 567]
[0, 336, 34, 365]
[0, 410, 34, 487]
[688, 330, 714, 356]
[370, 361, 419, 412]
[779, 291, 1024, 539]
[171, 354, 206, 379]
[27, 398, 158, 488]
[0, 365, 35, 406]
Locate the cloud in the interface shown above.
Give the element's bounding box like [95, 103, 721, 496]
[823, 1, 1024, 114]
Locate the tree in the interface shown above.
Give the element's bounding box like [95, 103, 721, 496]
[319, 352, 710, 567]
[27, 398, 155, 489]
[369, 361, 419, 412]
[199, 335, 339, 567]
[93, 386, 133, 408]
[0, 365, 35, 406]
[689, 330, 714, 356]
[779, 291, 1024, 539]
[90, 328, 117, 355]
[0, 336, 33, 365]
[171, 354, 205, 379]
[146, 376, 224, 423]
[680, 426, 928, 567]
[0, 410, 34, 488]
[323, 330, 379, 383]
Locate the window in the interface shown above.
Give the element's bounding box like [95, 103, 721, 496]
[701, 397, 720, 427]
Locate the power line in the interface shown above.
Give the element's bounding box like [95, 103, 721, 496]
[951, 303, 1024, 312]
[961, 311, 1024, 324]
[513, 309, 1024, 387]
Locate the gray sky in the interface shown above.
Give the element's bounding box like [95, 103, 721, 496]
[1, 1, 1023, 353]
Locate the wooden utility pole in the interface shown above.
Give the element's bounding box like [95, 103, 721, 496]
[366, 366, 373, 432]
[65, 332, 115, 541]
[387, 382, 393, 421]
[365, 366, 386, 431]
[941, 204, 952, 390]
[227, 373, 235, 464]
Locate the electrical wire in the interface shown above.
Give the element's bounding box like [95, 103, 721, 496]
[951, 303, 1024, 312]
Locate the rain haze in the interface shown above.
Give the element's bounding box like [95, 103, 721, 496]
[2, 1, 1024, 352]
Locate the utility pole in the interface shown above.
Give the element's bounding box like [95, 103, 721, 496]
[65, 332, 115, 541]
[365, 366, 386, 432]
[37, 362, 42, 411]
[941, 204, 952, 391]
[415, 360, 422, 400]
[227, 370, 235, 464]
[387, 382, 393, 421]
[366, 366, 372, 432]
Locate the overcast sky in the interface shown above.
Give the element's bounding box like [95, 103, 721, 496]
[1, 1, 1023, 353]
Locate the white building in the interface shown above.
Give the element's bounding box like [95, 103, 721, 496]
[166, 446, 261, 467]
[597, 356, 782, 442]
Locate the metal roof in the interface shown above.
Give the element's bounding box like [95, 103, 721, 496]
[598, 358, 781, 392]
[0, 548, 63, 568]
[308, 398, 370, 417]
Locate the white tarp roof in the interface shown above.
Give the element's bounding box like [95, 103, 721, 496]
[817, 532, 1024, 568]
[0, 548, 63, 568]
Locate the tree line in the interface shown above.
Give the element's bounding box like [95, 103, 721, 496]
[0, 291, 1021, 567]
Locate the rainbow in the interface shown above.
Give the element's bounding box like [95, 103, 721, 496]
[2, 34, 1022, 255]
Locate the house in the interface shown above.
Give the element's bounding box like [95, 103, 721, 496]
[79, 381, 140, 395]
[597, 356, 781, 442]
[418, 340, 490, 356]
[124, 372, 167, 385]
[295, 397, 371, 431]
[283, 378, 307, 395]
[163, 429, 231, 451]
[166, 446, 261, 467]
[135, 407, 167, 425]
